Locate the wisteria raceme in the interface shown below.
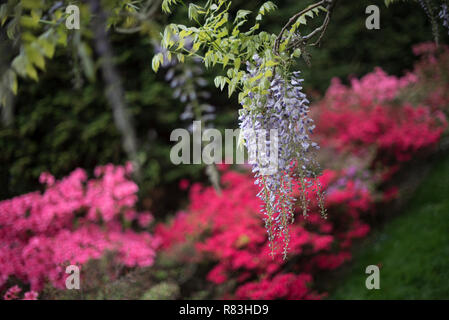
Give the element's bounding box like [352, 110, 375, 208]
[154, 40, 220, 189]
[238, 55, 325, 257]
[440, 4, 449, 33]
[418, 0, 443, 42]
[153, 40, 216, 128]
[419, 0, 432, 19]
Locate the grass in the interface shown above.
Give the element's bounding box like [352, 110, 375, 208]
[329, 154, 449, 299]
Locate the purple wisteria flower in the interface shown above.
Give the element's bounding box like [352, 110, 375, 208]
[439, 4, 449, 34]
[418, 0, 432, 19]
[239, 55, 325, 257]
[153, 40, 216, 128]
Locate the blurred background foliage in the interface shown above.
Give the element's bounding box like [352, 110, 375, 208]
[2, 0, 449, 301]
[0, 0, 444, 214]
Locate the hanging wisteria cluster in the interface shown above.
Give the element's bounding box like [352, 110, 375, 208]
[239, 55, 326, 257]
[153, 41, 216, 128]
[154, 0, 333, 257]
[440, 4, 449, 34]
[418, 0, 432, 18]
[417, 0, 449, 40]
[153, 41, 221, 190]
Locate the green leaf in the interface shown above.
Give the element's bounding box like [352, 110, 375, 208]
[258, 1, 277, 16]
[37, 37, 55, 58]
[176, 53, 185, 63]
[228, 82, 236, 97]
[293, 48, 301, 58]
[21, 0, 44, 9]
[234, 10, 251, 23]
[78, 42, 95, 82]
[234, 57, 241, 70]
[214, 76, 227, 91]
[56, 28, 67, 46]
[11, 54, 28, 78]
[5, 70, 18, 95]
[152, 53, 164, 72]
[162, 0, 180, 13]
[222, 54, 229, 67]
[188, 3, 199, 21]
[192, 41, 201, 53]
[0, 4, 8, 27]
[298, 15, 307, 25]
[25, 44, 45, 71]
[214, 14, 228, 31]
[20, 15, 40, 28]
[25, 62, 38, 81]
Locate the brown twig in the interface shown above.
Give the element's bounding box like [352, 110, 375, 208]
[309, 0, 337, 47]
[274, 0, 337, 55]
[273, 0, 325, 55]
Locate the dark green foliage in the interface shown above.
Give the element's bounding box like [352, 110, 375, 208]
[0, 34, 209, 200]
[275, 0, 442, 92]
[140, 282, 180, 300]
[1, 0, 445, 203]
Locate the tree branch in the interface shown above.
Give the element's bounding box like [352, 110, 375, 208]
[274, 0, 337, 55]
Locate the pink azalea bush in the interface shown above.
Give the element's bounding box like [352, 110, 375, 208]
[3, 285, 38, 300]
[0, 163, 160, 295]
[315, 69, 447, 162]
[156, 165, 374, 299]
[412, 43, 449, 115]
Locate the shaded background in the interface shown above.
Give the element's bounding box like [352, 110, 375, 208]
[0, 0, 436, 206]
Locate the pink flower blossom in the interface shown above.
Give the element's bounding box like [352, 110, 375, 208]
[0, 164, 159, 294]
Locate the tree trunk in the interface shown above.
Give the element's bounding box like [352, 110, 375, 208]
[89, 0, 141, 180]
